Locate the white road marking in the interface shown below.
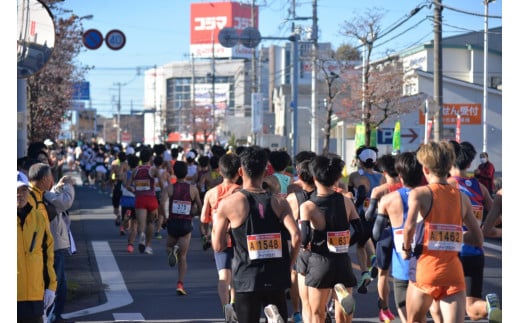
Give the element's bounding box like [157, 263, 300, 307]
[62, 241, 133, 319]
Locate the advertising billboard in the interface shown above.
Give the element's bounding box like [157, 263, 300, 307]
[190, 2, 258, 59]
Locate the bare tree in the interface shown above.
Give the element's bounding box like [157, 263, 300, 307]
[338, 8, 425, 146]
[340, 60, 423, 130]
[339, 8, 385, 146]
[27, 1, 90, 142]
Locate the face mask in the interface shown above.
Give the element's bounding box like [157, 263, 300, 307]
[480, 158, 487, 164]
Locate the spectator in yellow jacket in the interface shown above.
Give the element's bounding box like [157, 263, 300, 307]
[17, 170, 57, 322]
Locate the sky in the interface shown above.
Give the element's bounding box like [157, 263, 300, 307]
[61, 0, 504, 117]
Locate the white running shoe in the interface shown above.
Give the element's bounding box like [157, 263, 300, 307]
[224, 303, 238, 322]
[144, 246, 153, 254]
[264, 304, 284, 323]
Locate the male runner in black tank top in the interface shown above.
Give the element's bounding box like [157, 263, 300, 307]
[213, 146, 301, 323]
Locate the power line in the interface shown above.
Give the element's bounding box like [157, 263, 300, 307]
[433, 1, 502, 19]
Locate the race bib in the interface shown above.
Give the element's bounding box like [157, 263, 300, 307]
[247, 233, 282, 260]
[472, 204, 484, 223]
[426, 223, 462, 252]
[327, 230, 350, 253]
[134, 179, 151, 191]
[172, 200, 191, 215]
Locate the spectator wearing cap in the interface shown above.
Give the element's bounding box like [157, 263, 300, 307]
[17, 171, 57, 322]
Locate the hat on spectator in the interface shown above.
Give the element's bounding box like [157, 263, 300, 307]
[17, 171, 29, 188]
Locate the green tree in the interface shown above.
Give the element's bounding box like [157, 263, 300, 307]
[26, 1, 90, 142]
[334, 44, 361, 61]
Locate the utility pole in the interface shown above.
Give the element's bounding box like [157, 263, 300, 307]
[433, 0, 443, 142]
[483, 0, 495, 153]
[115, 82, 122, 143]
[310, 0, 318, 153]
[211, 33, 216, 144]
[290, 0, 299, 159]
[251, 0, 258, 145]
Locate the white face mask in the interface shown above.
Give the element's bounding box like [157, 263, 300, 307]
[480, 157, 487, 164]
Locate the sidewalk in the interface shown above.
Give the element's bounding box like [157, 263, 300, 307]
[62, 184, 108, 314]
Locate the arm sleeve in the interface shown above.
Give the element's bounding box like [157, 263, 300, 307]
[349, 218, 364, 246]
[364, 198, 378, 222]
[372, 214, 389, 241]
[300, 220, 311, 247]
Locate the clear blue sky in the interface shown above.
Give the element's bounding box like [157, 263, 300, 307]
[63, 0, 503, 117]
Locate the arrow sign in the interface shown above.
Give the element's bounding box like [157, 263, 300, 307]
[402, 128, 418, 143]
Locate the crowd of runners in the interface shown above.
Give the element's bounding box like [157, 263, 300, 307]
[19, 138, 503, 323]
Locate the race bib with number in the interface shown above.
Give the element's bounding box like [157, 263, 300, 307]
[171, 200, 192, 215]
[247, 233, 282, 260]
[426, 223, 462, 252]
[327, 230, 350, 253]
[471, 204, 484, 224]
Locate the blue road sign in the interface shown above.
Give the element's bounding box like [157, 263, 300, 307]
[82, 29, 103, 50]
[72, 82, 90, 100]
[105, 29, 126, 50]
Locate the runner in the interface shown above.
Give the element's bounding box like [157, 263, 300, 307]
[402, 141, 483, 323]
[300, 153, 361, 323]
[447, 141, 501, 322]
[201, 154, 241, 322]
[165, 160, 202, 296]
[347, 146, 382, 293]
[365, 153, 402, 322]
[130, 147, 160, 254]
[373, 152, 424, 323]
[212, 146, 300, 322]
[286, 156, 316, 323]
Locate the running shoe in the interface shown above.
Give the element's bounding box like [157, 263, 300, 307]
[264, 304, 284, 323]
[379, 308, 395, 322]
[486, 293, 502, 323]
[154, 232, 162, 239]
[224, 303, 238, 323]
[119, 226, 126, 236]
[138, 232, 146, 253]
[176, 281, 187, 296]
[369, 254, 378, 278]
[357, 271, 372, 294]
[144, 246, 153, 254]
[201, 235, 211, 251]
[127, 244, 134, 253]
[168, 245, 179, 267]
[334, 283, 356, 315]
[292, 311, 303, 323]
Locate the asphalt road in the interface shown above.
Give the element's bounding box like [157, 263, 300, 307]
[59, 169, 502, 323]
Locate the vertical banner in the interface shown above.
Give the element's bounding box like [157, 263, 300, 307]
[455, 113, 461, 143]
[355, 123, 365, 148]
[427, 119, 433, 143]
[251, 93, 263, 133]
[392, 120, 401, 152]
[370, 126, 377, 147]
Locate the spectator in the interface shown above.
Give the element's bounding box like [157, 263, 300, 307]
[474, 152, 495, 194]
[17, 170, 57, 322]
[44, 175, 76, 323]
